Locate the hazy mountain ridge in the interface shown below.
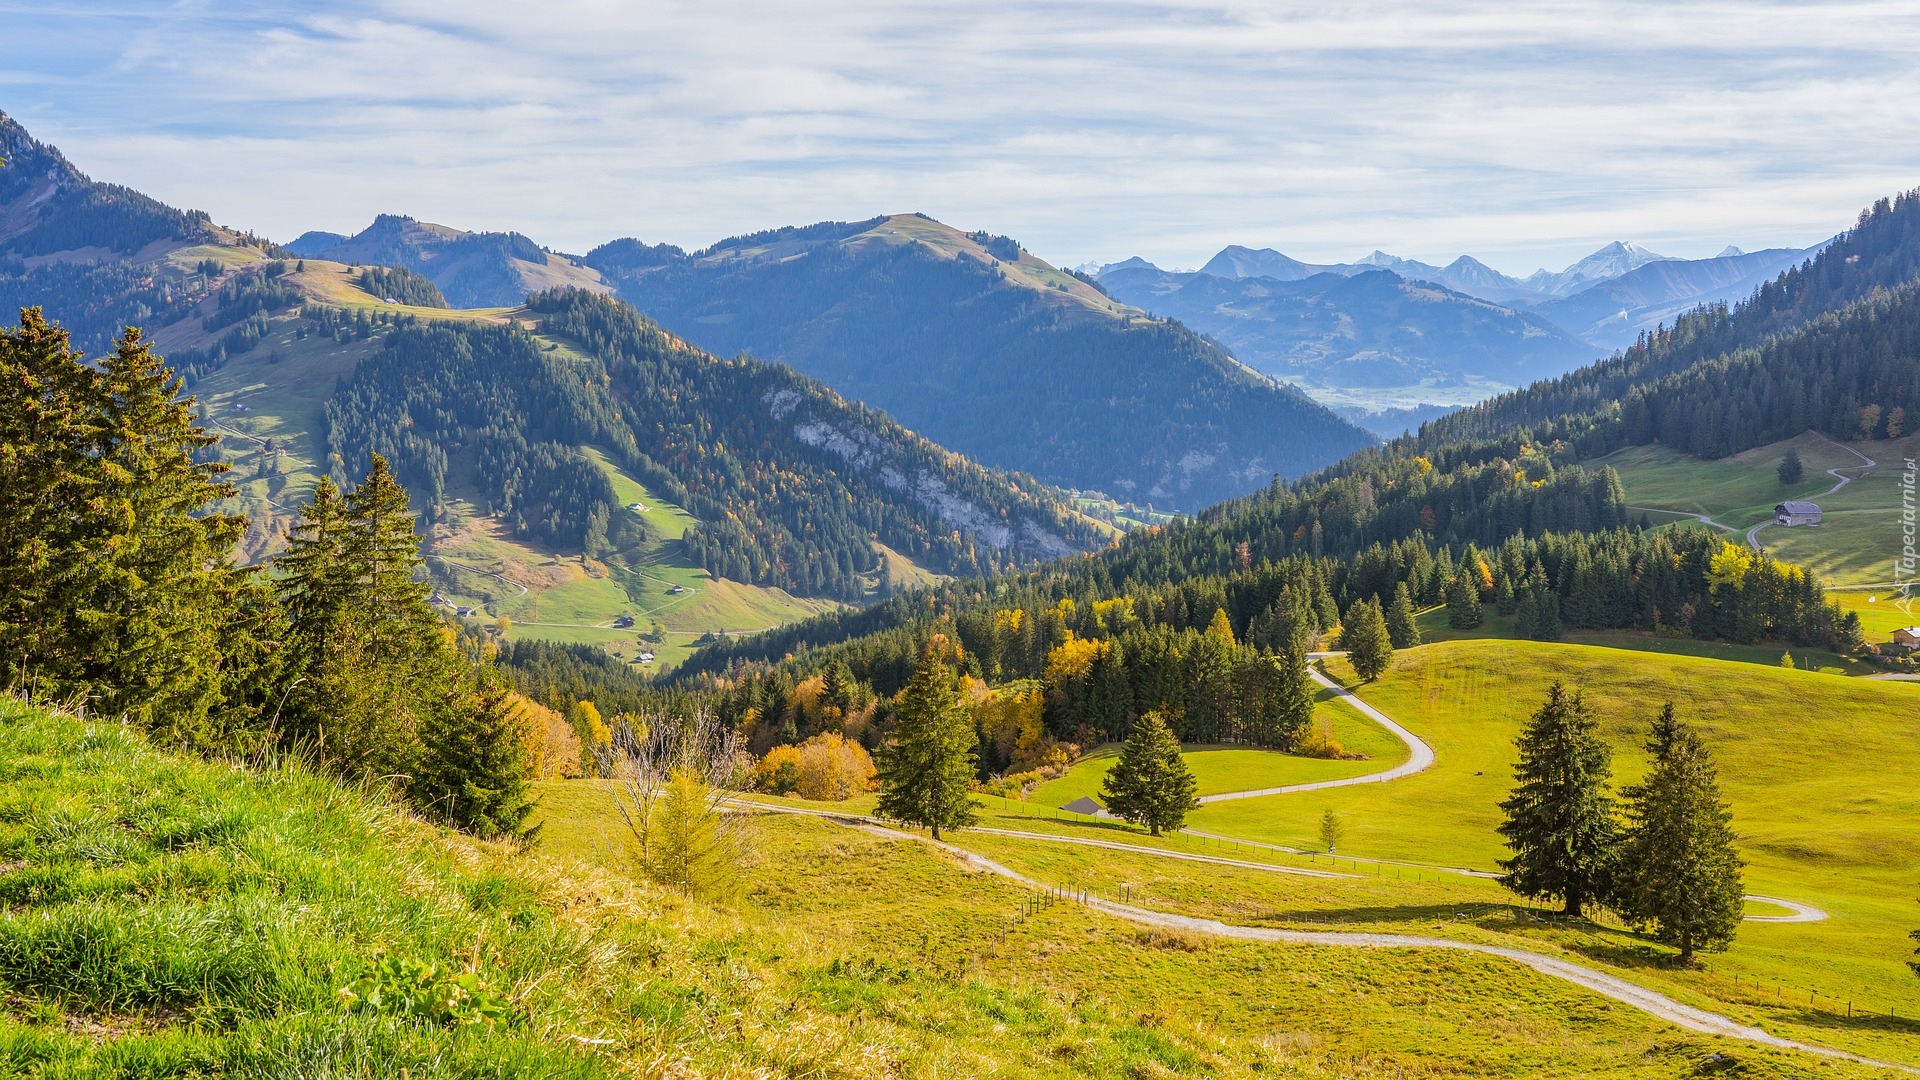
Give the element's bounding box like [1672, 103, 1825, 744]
[1098, 235, 1828, 410]
[1096, 263, 1594, 403]
[297, 214, 611, 308]
[588, 213, 1375, 508]
[1520, 243, 1825, 348]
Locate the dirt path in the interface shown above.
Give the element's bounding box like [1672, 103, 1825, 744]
[1744, 895, 1830, 923]
[1748, 434, 1876, 551]
[1174, 656, 1828, 922]
[790, 808, 1906, 1073]
[966, 826, 1355, 879]
[1195, 657, 1434, 804]
[1630, 506, 1737, 533]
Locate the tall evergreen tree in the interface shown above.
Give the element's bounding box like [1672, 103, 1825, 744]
[1498, 682, 1618, 916]
[1445, 567, 1483, 629]
[1385, 581, 1420, 649]
[1616, 704, 1744, 961]
[1342, 596, 1393, 682]
[275, 456, 457, 780]
[414, 674, 540, 842]
[0, 311, 253, 733]
[875, 638, 979, 839]
[1101, 711, 1198, 836]
[1266, 634, 1317, 750]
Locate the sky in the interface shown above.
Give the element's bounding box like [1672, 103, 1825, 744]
[5, 1, 1919, 275]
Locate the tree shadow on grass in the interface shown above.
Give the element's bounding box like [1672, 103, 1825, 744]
[1770, 1006, 1920, 1038]
[1264, 901, 1520, 925]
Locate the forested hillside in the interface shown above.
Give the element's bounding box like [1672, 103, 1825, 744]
[328, 289, 1106, 600]
[0, 110, 259, 356]
[588, 214, 1374, 508]
[666, 192, 1920, 711]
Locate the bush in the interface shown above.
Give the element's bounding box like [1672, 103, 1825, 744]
[1293, 720, 1356, 760]
[751, 733, 876, 801]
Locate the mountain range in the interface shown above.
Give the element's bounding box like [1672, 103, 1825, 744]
[582, 214, 1371, 507]
[1095, 236, 1826, 429]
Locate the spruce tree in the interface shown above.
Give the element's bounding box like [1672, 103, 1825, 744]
[1445, 567, 1483, 629]
[1616, 705, 1743, 961]
[1101, 711, 1198, 836]
[415, 675, 540, 841]
[1266, 634, 1317, 749]
[0, 313, 252, 733]
[875, 639, 979, 839]
[1342, 596, 1393, 681]
[1498, 682, 1618, 916]
[1385, 582, 1420, 649]
[1778, 450, 1804, 485]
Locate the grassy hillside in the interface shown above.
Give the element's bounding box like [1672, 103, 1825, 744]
[10, 698, 1884, 1077]
[1606, 429, 1918, 592]
[1028, 691, 1412, 809]
[429, 447, 842, 668]
[1157, 640, 1920, 1063]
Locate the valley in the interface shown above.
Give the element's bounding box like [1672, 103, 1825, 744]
[9, 70, 1920, 1080]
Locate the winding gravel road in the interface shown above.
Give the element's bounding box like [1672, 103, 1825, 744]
[802, 811, 1908, 1074]
[1748, 435, 1875, 550]
[1195, 657, 1434, 804]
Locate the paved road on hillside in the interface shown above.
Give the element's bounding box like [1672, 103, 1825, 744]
[779, 807, 1903, 1073]
[1193, 655, 1435, 804]
[1748, 435, 1876, 550]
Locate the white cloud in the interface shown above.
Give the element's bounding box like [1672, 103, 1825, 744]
[4, 0, 1918, 272]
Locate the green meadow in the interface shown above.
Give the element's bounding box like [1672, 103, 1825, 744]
[11, 698, 1885, 1078]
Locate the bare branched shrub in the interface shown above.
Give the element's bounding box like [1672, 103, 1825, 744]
[598, 710, 756, 900]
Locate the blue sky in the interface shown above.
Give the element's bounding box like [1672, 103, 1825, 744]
[5, 1, 1919, 274]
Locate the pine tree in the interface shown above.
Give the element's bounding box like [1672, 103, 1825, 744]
[275, 458, 458, 781]
[1266, 634, 1317, 749]
[0, 313, 253, 733]
[1778, 449, 1804, 485]
[1616, 704, 1743, 961]
[1445, 567, 1482, 629]
[1342, 596, 1393, 681]
[1101, 711, 1198, 836]
[875, 638, 979, 839]
[1498, 683, 1618, 916]
[1385, 582, 1420, 649]
[414, 676, 540, 841]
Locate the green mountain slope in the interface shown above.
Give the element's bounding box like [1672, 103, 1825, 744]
[587, 213, 1376, 509]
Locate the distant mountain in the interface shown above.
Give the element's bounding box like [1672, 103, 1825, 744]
[1420, 188, 1920, 451]
[1520, 244, 1824, 349]
[1520, 241, 1672, 296]
[0, 110, 213, 261]
[1198, 246, 1336, 281]
[1105, 231, 1820, 374]
[587, 214, 1374, 508]
[1185, 240, 1677, 303]
[285, 230, 348, 257]
[300, 214, 610, 308]
[0, 111, 1111, 607]
[1097, 264, 1595, 396]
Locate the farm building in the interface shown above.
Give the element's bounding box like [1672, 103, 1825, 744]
[1894, 628, 1920, 650]
[1774, 501, 1822, 526]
